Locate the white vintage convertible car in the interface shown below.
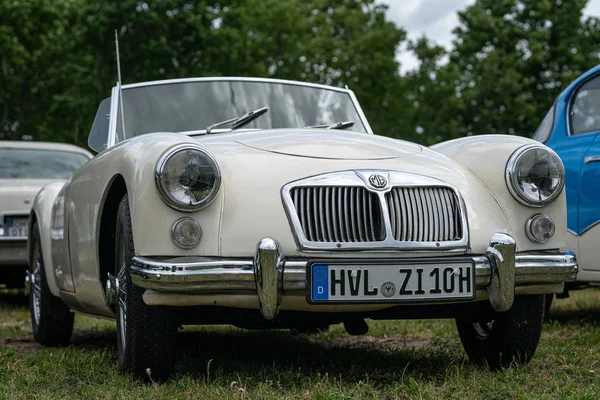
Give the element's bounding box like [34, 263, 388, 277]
[0, 141, 91, 287]
[27, 77, 577, 380]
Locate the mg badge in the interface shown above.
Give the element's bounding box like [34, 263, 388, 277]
[381, 282, 396, 297]
[368, 174, 387, 189]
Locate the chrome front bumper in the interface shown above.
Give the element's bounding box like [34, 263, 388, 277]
[129, 233, 578, 320]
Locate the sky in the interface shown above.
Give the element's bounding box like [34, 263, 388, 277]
[382, 0, 600, 73]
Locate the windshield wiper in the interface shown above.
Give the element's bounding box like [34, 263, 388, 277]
[306, 120, 355, 130]
[205, 106, 269, 134]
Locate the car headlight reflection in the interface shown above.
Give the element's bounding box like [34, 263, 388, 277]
[155, 144, 221, 212]
[506, 144, 564, 207]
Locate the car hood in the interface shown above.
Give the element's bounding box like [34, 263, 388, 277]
[195, 130, 512, 256]
[0, 179, 61, 214]
[230, 129, 422, 160]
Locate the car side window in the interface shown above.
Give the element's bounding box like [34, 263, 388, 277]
[570, 75, 600, 135]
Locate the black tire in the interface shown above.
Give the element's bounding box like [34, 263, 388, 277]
[115, 196, 177, 381]
[456, 295, 545, 369]
[29, 222, 74, 346]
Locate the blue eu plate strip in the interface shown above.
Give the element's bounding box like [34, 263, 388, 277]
[312, 265, 329, 301]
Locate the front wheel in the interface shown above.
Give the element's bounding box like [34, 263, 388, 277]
[115, 196, 177, 381]
[455, 295, 545, 369]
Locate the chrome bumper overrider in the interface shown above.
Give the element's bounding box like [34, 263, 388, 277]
[129, 234, 578, 320]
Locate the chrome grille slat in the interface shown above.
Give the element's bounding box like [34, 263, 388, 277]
[389, 188, 397, 237]
[350, 187, 359, 242]
[362, 189, 369, 241]
[337, 188, 345, 242]
[291, 186, 383, 243]
[408, 189, 417, 241]
[430, 188, 440, 241]
[318, 188, 325, 241]
[443, 189, 454, 240]
[400, 188, 409, 242]
[330, 188, 339, 242]
[368, 192, 376, 240]
[386, 186, 463, 243]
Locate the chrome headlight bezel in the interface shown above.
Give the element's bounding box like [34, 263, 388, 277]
[155, 144, 221, 212]
[505, 144, 565, 208]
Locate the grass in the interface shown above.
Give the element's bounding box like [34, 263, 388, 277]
[2, 289, 600, 399]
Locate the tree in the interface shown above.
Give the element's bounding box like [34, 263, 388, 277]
[450, 0, 600, 137]
[80, 0, 406, 139]
[0, 0, 92, 142]
[401, 37, 464, 144]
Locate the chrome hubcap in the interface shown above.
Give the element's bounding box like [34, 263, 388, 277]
[31, 251, 42, 326]
[116, 234, 128, 352]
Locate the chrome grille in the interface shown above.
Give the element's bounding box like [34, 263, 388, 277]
[386, 187, 463, 242]
[290, 187, 384, 242]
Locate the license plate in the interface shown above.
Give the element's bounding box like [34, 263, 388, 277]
[7, 218, 28, 237]
[308, 260, 475, 303]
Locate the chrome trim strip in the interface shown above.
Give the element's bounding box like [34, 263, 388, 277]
[281, 170, 470, 252]
[108, 86, 119, 147]
[121, 77, 351, 93]
[576, 220, 600, 236]
[347, 89, 374, 134]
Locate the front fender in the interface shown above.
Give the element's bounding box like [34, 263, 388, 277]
[431, 135, 567, 252]
[65, 133, 223, 307]
[29, 182, 65, 297]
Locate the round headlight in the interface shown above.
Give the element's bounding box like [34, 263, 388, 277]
[155, 145, 221, 212]
[506, 144, 564, 207]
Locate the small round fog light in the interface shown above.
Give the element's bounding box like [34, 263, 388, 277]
[171, 217, 202, 249]
[525, 214, 555, 244]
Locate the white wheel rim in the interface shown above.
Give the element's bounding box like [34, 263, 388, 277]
[31, 248, 42, 326]
[116, 233, 127, 352]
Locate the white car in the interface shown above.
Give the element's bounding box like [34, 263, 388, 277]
[0, 141, 91, 287]
[27, 77, 577, 380]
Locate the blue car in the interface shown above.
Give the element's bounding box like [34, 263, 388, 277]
[534, 64, 600, 294]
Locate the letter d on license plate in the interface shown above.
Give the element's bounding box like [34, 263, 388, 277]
[308, 261, 475, 303]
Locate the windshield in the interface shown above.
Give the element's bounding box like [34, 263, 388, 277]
[117, 80, 366, 140]
[0, 149, 89, 179]
[532, 103, 555, 143]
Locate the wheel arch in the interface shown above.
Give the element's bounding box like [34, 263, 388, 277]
[97, 174, 129, 302]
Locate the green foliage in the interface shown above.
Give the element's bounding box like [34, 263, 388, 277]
[450, 0, 600, 137]
[0, 0, 91, 142]
[73, 0, 405, 146]
[1, 0, 600, 147]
